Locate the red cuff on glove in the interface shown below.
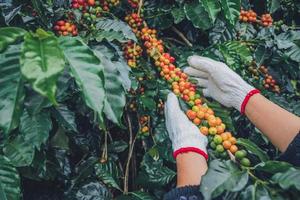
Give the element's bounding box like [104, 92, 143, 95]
[173, 147, 208, 160]
[240, 89, 260, 114]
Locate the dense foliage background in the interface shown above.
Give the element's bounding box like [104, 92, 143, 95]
[0, 0, 300, 199]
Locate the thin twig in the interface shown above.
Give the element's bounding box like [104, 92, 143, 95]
[171, 26, 193, 47]
[138, 0, 143, 16]
[101, 127, 108, 162]
[124, 112, 137, 194]
[164, 37, 186, 46]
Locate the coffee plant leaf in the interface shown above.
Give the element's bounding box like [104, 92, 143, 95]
[254, 161, 292, 174]
[201, 0, 221, 23]
[3, 135, 35, 167]
[220, 0, 241, 26]
[94, 50, 126, 126]
[184, 0, 214, 30]
[0, 156, 21, 200]
[0, 27, 26, 52]
[272, 168, 300, 190]
[20, 29, 65, 105]
[171, 7, 185, 24]
[237, 138, 270, 162]
[96, 18, 137, 42]
[20, 109, 52, 150]
[200, 159, 249, 200]
[59, 37, 105, 124]
[51, 104, 78, 133]
[0, 44, 24, 135]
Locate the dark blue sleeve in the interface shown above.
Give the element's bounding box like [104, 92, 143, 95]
[164, 185, 203, 200]
[279, 133, 300, 166]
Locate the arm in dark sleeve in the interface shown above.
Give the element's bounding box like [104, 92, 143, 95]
[164, 185, 203, 200]
[279, 133, 300, 167]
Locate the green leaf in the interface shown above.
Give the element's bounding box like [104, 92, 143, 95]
[171, 7, 186, 24]
[220, 0, 241, 26]
[0, 156, 21, 200]
[147, 166, 176, 185]
[0, 44, 24, 134]
[0, 27, 26, 52]
[20, 109, 52, 150]
[200, 160, 248, 200]
[219, 41, 252, 70]
[209, 19, 236, 44]
[201, 0, 221, 23]
[145, 6, 174, 30]
[59, 37, 105, 123]
[184, 0, 214, 30]
[96, 18, 137, 42]
[107, 140, 128, 153]
[70, 181, 113, 200]
[268, 0, 281, 13]
[3, 135, 35, 167]
[237, 23, 257, 40]
[95, 161, 121, 191]
[240, 184, 272, 200]
[272, 168, 300, 190]
[254, 161, 292, 174]
[140, 95, 156, 110]
[51, 105, 78, 133]
[50, 126, 69, 150]
[20, 29, 65, 105]
[31, 0, 50, 28]
[94, 50, 126, 126]
[276, 31, 300, 62]
[254, 45, 271, 66]
[237, 138, 269, 162]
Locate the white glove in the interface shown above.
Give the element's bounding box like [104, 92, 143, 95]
[184, 56, 257, 112]
[165, 93, 208, 160]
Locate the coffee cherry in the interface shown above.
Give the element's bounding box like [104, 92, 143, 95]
[210, 141, 216, 149]
[216, 144, 225, 153]
[200, 126, 209, 135]
[213, 135, 223, 144]
[235, 150, 247, 159]
[223, 140, 232, 150]
[142, 126, 149, 133]
[240, 158, 251, 167]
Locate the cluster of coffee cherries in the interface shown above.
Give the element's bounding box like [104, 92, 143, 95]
[125, 13, 143, 35]
[260, 66, 280, 93]
[128, 0, 139, 8]
[210, 133, 250, 166]
[141, 28, 164, 55]
[239, 9, 257, 23]
[101, 0, 120, 11]
[239, 9, 273, 27]
[260, 14, 273, 27]
[71, 0, 95, 9]
[53, 20, 78, 36]
[140, 115, 149, 134]
[123, 41, 143, 68]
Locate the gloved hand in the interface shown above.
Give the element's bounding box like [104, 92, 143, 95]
[165, 93, 208, 160]
[184, 56, 259, 113]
